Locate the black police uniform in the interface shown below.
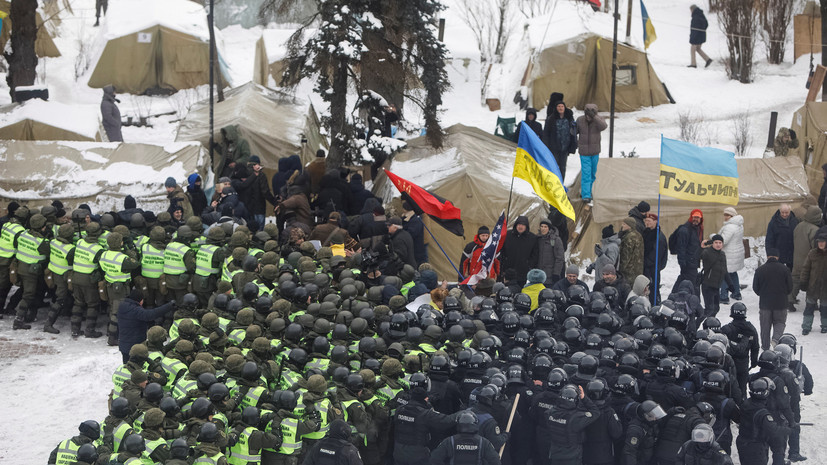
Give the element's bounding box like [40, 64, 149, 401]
[430, 432, 501, 465]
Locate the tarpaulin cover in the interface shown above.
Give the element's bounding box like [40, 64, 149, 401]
[790, 102, 827, 196]
[373, 124, 549, 280]
[0, 100, 102, 142]
[0, 141, 210, 213]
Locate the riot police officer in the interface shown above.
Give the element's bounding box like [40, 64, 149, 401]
[430, 411, 501, 465]
[302, 419, 364, 465]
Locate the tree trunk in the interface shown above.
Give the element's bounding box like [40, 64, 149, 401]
[822, 0, 827, 99]
[327, 62, 349, 169]
[5, 0, 38, 102]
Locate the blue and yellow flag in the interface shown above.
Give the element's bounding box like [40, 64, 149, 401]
[659, 137, 739, 205]
[513, 122, 575, 220]
[640, 0, 657, 49]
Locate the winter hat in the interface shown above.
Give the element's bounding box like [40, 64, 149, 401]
[410, 387, 428, 403]
[636, 201, 650, 213]
[6, 201, 19, 216]
[249, 155, 261, 165]
[128, 288, 144, 302]
[164, 177, 177, 188]
[218, 176, 231, 184]
[711, 234, 724, 243]
[723, 207, 737, 217]
[565, 264, 579, 276]
[527, 269, 547, 285]
[549, 92, 565, 107]
[623, 217, 637, 229]
[540, 219, 552, 228]
[601, 225, 615, 239]
[477, 225, 490, 236]
[689, 209, 703, 220]
[124, 195, 137, 210]
[766, 248, 780, 258]
[387, 217, 403, 226]
[602, 264, 617, 275]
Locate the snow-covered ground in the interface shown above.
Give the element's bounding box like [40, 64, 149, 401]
[1, 0, 824, 463]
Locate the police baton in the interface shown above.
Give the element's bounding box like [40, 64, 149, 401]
[499, 393, 520, 459]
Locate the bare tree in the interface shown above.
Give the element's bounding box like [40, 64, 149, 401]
[516, 0, 554, 18]
[732, 110, 751, 156]
[762, 0, 793, 64]
[678, 109, 704, 145]
[5, 0, 38, 101]
[457, 0, 516, 64]
[717, 0, 758, 83]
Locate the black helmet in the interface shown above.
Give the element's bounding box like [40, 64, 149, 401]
[226, 298, 243, 314]
[346, 373, 365, 393]
[565, 305, 585, 320]
[288, 348, 308, 367]
[496, 287, 513, 304]
[507, 365, 526, 384]
[563, 328, 583, 346]
[705, 346, 725, 367]
[443, 296, 461, 312]
[468, 352, 485, 370]
[292, 286, 309, 305]
[538, 288, 556, 304]
[191, 397, 215, 419]
[242, 282, 259, 303]
[429, 355, 450, 374]
[513, 293, 531, 313]
[332, 367, 350, 385]
[586, 377, 608, 400]
[530, 354, 553, 380]
[213, 293, 229, 311]
[777, 333, 798, 354]
[691, 340, 712, 358]
[330, 345, 349, 365]
[111, 397, 131, 418]
[501, 312, 520, 334]
[389, 313, 409, 337]
[702, 316, 722, 332]
[518, 314, 534, 331]
[363, 359, 381, 374]
[612, 373, 637, 394]
[77, 443, 99, 463]
[702, 369, 727, 393]
[197, 422, 219, 442]
[159, 396, 180, 416]
[479, 309, 499, 329]
[79, 420, 101, 440]
[576, 355, 599, 380]
[694, 401, 716, 424]
[170, 438, 189, 460]
[181, 293, 198, 309]
[567, 285, 588, 305]
[284, 323, 303, 343]
[242, 406, 260, 427]
[552, 341, 570, 357]
[656, 358, 676, 377]
[498, 302, 515, 314]
[124, 433, 146, 454]
[757, 350, 779, 371]
[456, 410, 479, 433]
[277, 390, 299, 410]
[255, 296, 272, 314]
[547, 368, 568, 389]
[406, 326, 423, 345]
[358, 336, 376, 355]
[312, 336, 330, 355]
[507, 346, 528, 364]
[514, 329, 531, 347]
[534, 306, 555, 327]
[242, 361, 261, 381]
[749, 377, 774, 399]
[648, 343, 668, 361]
[144, 382, 164, 403]
[730, 302, 748, 318]
[639, 400, 667, 422]
[196, 372, 218, 391]
[208, 382, 230, 403]
[602, 286, 619, 306]
[408, 372, 429, 390]
[560, 384, 580, 405]
[476, 384, 497, 406]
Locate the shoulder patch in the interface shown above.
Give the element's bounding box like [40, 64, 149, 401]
[767, 415, 774, 422]
[784, 386, 789, 394]
[585, 412, 593, 417]
[526, 390, 533, 396]
[495, 426, 500, 434]
[614, 413, 619, 420]
[631, 437, 638, 445]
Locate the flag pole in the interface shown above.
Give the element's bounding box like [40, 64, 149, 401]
[423, 220, 464, 281]
[654, 134, 662, 305]
[505, 176, 516, 224]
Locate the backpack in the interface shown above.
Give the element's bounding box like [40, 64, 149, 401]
[668, 227, 681, 255]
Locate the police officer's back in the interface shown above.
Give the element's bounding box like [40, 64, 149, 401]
[430, 411, 501, 465]
[302, 419, 363, 465]
[736, 377, 790, 465]
[542, 384, 601, 465]
[391, 387, 455, 465]
[675, 424, 733, 465]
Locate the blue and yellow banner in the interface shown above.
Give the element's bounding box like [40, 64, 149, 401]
[513, 122, 575, 220]
[660, 137, 739, 205]
[640, 0, 657, 50]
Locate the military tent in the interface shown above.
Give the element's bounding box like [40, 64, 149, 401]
[0, 1, 61, 58]
[790, 101, 827, 196]
[0, 100, 103, 142]
[373, 124, 549, 281]
[175, 81, 327, 180]
[87, 0, 231, 94]
[566, 157, 811, 264]
[0, 141, 210, 212]
[253, 28, 303, 87]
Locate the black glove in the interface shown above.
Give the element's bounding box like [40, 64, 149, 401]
[228, 433, 239, 447]
[585, 263, 595, 274]
[789, 129, 797, 140]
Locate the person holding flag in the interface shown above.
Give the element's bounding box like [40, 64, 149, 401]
[461, 212, 507, 288]
[461, 225, 500, 282]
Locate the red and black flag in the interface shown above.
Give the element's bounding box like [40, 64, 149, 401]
[384, 169, 464, 236]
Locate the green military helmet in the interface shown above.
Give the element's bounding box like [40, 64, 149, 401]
[217, 280, 234, 294]
[178, 319, 198, 338]
[220, 222, 234, 238]
[381, 358, 403, 377]
[350, 318, 368, 335]
[236, 225, 251, 238]
[399, 264, 416, 282]
[176, 225, 192, 241]
[267, 316, 286, 333]
[129, 343, 149, 360]
[367, 286, 384, 304]
[85, 222, 102, 237]
[254, 231, 270, 246]
[264, 240, 279, 253]
[313, 318, 331, 335]
[195, 352, 215, 365]
[261, 264, 278, 281]
[156, 211, 172, 224]
[232, 247, 248, 262]
[142, 408, 166, 429]
[100, 214, 116, 229]
[147, 325, 167, 344]
[29, 213, 47, 230]
[113, 225, 129, 237]
[225, 354, 246, 374]
[14, 206, 30, 221]
[189, 359, 213, 377]
[107, 231, 124, 250]
[130, 369, 148, 385]
[383, 276, 402, 290]
[246, 324, 263, 339]
[149, 226, 166, 242]
[306, 374, 327, 394]
[236, 308, 255, 326]
[260, 251, 279, 267]
[263, 223, 279, 240]
[229, 231, 248, 248]
[273, 299, 291, 315]
[175, 339, 194, 356]
[297, 313, 315, 330]
[287, 251, 303, 269]
[209, 331, 226, 346]
[388, 295, 407, 312]
[57, 223, 75, 240]
[224, 346, 243, 358]
[207, 227, 226, 242]
[186, 216, 203, 233]
[329, 255, 347, 269]
[316, 246, 333, 260]
[130, 213, 145, 229]
[307, 302, 321, 316]
[40, 205, 57, 219]
[313, 273, 330, 289]
[299, 241, 316, 257]
[360, 369, 376, 386]
[201, 312, 219, 330]
[252, 336, 270, 353]
[300, 271, 316, 283]
[340, 284, 357, 300]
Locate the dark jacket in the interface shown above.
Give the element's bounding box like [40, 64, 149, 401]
[186, 174, 208, 218]
[513, 108, 543, 143]
[700, 246, 728, 288]
[390, 228, 416, 268]
[216, 125, 251, 179]
[101, 85, 123, 142]
[235, 170, 276, 217]
[766, 210, 799, 266]
[801, 245, 827, 301]
[675, 221, 702, 270]
[302, 420, 364, 465]
[314, 173, 350, 218]
[117, 298, 175, 355]
[543, 106, 577, 178]
[752, 257, 793, 310]
[271, 155, 302, 199]
[642, 226, 668, 274]
[689, 8, 708, 45]
[551, 277, 590, 293]
[499, 216, 538, 285]
[403, 213, 427, 266]
[536, 227, 565, 283]
[819, 166, 827, 223]
[280, 186, 313, 228]
[430, 432, 500, 465]
[348, 174, 376, 215]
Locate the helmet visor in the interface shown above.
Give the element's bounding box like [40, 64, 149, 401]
[644, 405, 667, 421]
[692, 426, 715, 443]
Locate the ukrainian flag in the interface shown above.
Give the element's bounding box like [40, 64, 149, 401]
[640, 0, 657, 50]
[659, 137, 739, 205]
[513, 122, 575, 220]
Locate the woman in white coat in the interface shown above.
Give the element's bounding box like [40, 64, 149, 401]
[718, 206, 745, 303]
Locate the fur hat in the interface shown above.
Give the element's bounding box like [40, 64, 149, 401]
[164, 177, 177, 188]
[602, 225, 615, 239]
[526, 269, 547, 285]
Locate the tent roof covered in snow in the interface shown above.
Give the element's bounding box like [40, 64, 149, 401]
[87, 0, 231, 94]
[253, 28, 299, 87]
[373, 124, 549, 280]
[175, 81, 327, 175]
[0, 141, 210, 212]
[0, 100, 102, 142]
[566, 156, 811, 263]
[790, 101, 827, 196]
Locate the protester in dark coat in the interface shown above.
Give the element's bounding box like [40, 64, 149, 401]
[818, 164, 827, 223]
[388, 217, 416, 268]
[689, 5, 712, 68]
[401, 201, 427, 266]
[101, 85, 123, 142]
[542, 96, 577, 182]
[271, 155, 302, 199]
[500, 215, 538, 285]
[627, 201, 650, 234]
[548, 207, 569, 251]
[117, 289, 175, 363]
[672, 209, 703, 294]
[642, 213, 668, 305]
[234, 156, 276, 230]
[536, 219, 564, 285]
[185, 174, 208, 218]
[513, 107, 543, 143]
[348, 173, 375, 215]
[766, 204, 799, 269]
[700, 234, 732, 318]
[752, 248, 793, 349]
[306, 149, 327, 194]
[552, 265, 590, 292]
[117, 195, 144, 225]
[314, 172, 349, 219]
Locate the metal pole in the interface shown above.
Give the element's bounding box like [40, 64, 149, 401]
[625, 0, 633, 44]
[208, 0, 215, 171]
[767, 111, 778, 149]
[609, 0, 619, 158]
[423, 221, 464, 281]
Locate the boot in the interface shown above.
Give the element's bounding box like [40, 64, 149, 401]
[789, 452, 808, 462]
[71, 325, 81, 338]
[13, 318, 31, 330]
[788, 302, 797, 312]
[94, 18, 100, 27]
[107, 335, 119, 347]
[84, 327, 103, 338]
[43, 324, 60, 334]
[24, 308, 37, 323]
